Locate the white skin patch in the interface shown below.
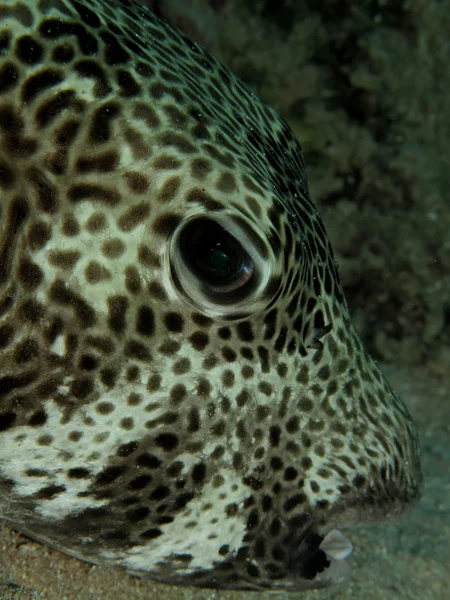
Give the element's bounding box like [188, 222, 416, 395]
[62, 72, 98, 103]
[103, 470, 248, 574]
[0, 378, 167, 519]
[50, 334, 66, 357]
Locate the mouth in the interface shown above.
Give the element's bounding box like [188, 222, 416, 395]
[315, 529, 353, 586]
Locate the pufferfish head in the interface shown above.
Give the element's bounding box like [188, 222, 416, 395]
[0, 0, 421, 592]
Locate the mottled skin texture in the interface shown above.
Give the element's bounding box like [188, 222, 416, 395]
[0, 0, 421, 592]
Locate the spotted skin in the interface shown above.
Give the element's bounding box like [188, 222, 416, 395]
[0, 0, 421, 591]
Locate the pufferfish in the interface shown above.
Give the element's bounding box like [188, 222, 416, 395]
[0, 0, 421, 592]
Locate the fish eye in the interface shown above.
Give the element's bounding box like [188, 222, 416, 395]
[169, 215, 274, 315]
[178, 218, 255, 294]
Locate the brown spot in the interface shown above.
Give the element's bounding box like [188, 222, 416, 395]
[0, 161, 15, 188]
[222, 347, 236, 362]
[125, 265, 141, 294]
[147, 374, 161, 392]
[222, 370, 234, 388]
[35, 484, 65, 499]
[102, 238, 125, 258]
[136, 305, 155, 337]
[187, 188, 222, 211]
[157, 176, 180, 203]
[96, 401, 115, 415]
[124, 127, 150, 159]
[0, 325, 14, 349]
[133, 102, 160, 128]
[216, 172, 237, 193]
[75, 150, 119, 173]
[164, 312, 183, 333]
[62, 213, 79, 236]
[173, 358, 190, 374]
[48, 250, 80, 270]
[0, 199, 28, 284]
[245, 196, 262, 218]
[118, 202, 150, 231]
[163, 104, 188, 127]
[190, 157, 212, 180]
[148, 281, 167, 301]
[18, 259, 43, 289]
[107, 296, 128, 334]
[85, 212, 107, 232]
[124, 172, 149, 194]
[14, 338, 39, 363]
[117, 69, 140, 97]
[69, 184, 120, 205]
[138, 245, 160, 267]
[152, 213, 181, 236]
[28, 221, 51, 250]
[170, 384, 187, 404]
[22, 69, 63, 103]
[71, 378, 94, 399]
[189, 331, 209, 351]
[236, 390, 250, 406]
[19, 299, 44, 322]
[158, 340, 180, 355]
[89, 102, 120, 143]
[203, 143, 234, 167]
[153, 155, 181, 170]
[0, 62, 19, 94]
[86, 335, 115, 355]
[27, 167, 58, 213]
[124, 335, 149, 363]
[158, 131, 196, 154]
[85, 261, 111, 283]
[298, 396, 314, 412]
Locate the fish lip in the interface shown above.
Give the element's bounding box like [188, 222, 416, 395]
[313, 528, 353, 586]
[320, 528, 353, 561]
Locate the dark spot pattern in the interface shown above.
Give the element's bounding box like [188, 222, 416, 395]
[0, 0, 421, 595]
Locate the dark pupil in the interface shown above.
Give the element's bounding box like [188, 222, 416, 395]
[181, 219, 252, 288]
[197, 241, 241, 281]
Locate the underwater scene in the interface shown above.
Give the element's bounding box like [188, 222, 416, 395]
[0, 0, 448, 599]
